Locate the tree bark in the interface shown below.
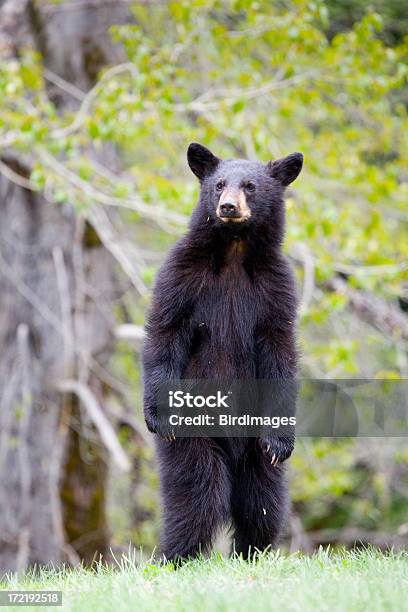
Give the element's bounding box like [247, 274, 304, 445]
[0, 0, 132, 574]
[0, 167, 79, 571]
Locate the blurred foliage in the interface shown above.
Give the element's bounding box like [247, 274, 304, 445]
[2, 0, 407, 376]
[326, 0, 408, 45]
[1, 0, 407, 549]
[291, 438, 408, 533]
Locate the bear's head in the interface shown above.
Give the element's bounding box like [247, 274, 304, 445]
[187, 142, 303, 239]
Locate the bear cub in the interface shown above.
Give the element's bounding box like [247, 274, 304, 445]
[143, 143, 303, 561]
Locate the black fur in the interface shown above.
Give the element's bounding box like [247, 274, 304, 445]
[142, 143, 303, 562]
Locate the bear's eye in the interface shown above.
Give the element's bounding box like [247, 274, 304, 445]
[215, 180, 224, 191]
[245, 182, 256, 192]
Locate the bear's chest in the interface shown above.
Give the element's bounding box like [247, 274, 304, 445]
[185, 263, 258, 378]
[193, 256, 258, 348]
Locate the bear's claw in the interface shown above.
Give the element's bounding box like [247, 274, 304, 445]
[144, 412, 176, 441]
[258, 436, 294, 466]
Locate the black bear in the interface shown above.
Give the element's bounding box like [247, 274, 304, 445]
[142, 143, 303, 561]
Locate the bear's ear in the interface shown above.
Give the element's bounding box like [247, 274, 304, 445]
[187, 143, 220, 181]
[267, 152, 303, 186]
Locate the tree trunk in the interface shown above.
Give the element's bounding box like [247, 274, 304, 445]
[0, 0, 132, 574]
[0, 168, 79, 571]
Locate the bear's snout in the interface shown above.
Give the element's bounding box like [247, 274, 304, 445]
[217, 189, 251, 223]
[219, 200, 239, 218]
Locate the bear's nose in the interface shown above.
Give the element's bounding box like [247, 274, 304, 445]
[219, 201, 238, 217]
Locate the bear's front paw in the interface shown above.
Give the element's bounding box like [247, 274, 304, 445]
[258, 436, 294, 466]
[144, 411, 176, 441]
[144, 410, 159, 435]
[158, 426, 176, 442]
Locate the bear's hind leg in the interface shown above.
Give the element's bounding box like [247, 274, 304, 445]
[232, 444, 289, 559]
[157, 437, 231, 563]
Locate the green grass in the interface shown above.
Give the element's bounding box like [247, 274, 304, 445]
[1, 548, 407, 611]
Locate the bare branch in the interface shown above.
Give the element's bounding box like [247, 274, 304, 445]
[172, 70, 321, 114]
[0, 159, 35, 190]
[107, 399, 151, 447]
[57, 379, 131, 472]
[43, 69, 85, 102]
[40, 149, 188, 226]
[0, 251, 63, 334]
[334, 261, 408, 277]
[16, 323, 33, 573]
[16, 529, 30, 575]
[291, 242, 315, 314]
[89, 207, 148, 296]
[52, 63, 139, 139]
[0, 367, 20, 474]
[290, 241, 408, 342]
[53, 247, 75, 372]
[0, 247, 129, 395]
[115, 324, 145, 342]
[327, 276, 408, 343]
[0, 152, 187, 233]
[43, 0, 136, 14]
